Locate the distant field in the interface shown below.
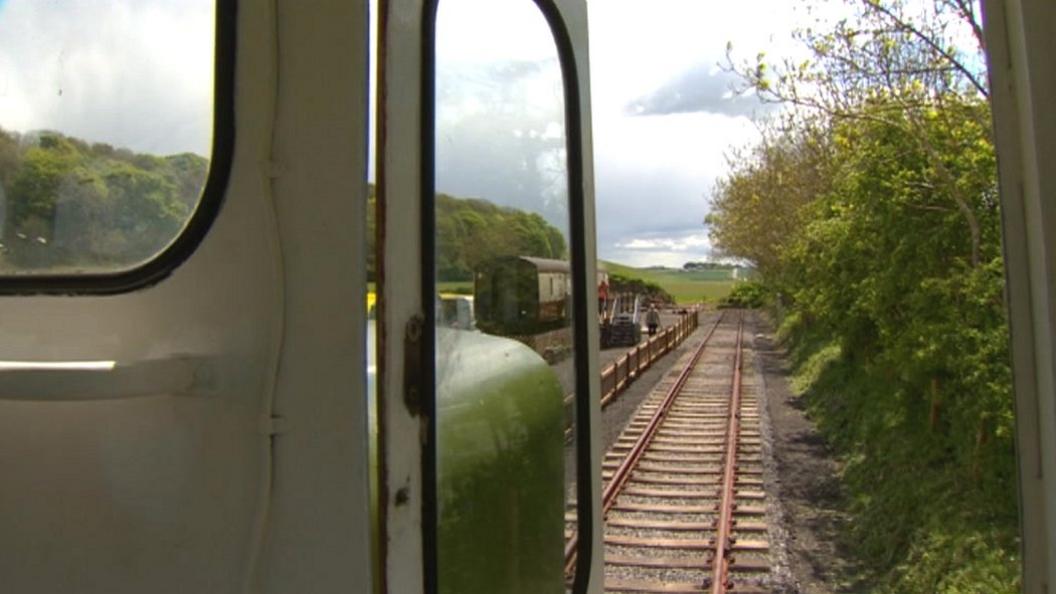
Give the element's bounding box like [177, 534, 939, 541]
[602, 260, 739, 304]
[372, 265, 738, 304]
[663, 280, 736, 303]
[640, 268, 736, 283]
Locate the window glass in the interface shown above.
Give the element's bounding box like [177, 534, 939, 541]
[434, 0, 575, 591]
[0, 0, 215, 274]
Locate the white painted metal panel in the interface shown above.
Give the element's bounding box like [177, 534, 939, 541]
[377, 0, 600, 591]
[377, 0, 428, 591]
[0, 2, 373, 593]
[984, 0, 1056, 591]
[257, 1, 373, 592]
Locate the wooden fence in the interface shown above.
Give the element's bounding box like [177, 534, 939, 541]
[561, 308, 702, 441]
[598, 308, 700, 408]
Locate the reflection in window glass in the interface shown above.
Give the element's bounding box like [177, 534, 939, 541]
[434, 0, 574, 592]
[0, 0, 214, 274]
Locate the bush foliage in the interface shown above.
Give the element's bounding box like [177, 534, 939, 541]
[366, 185, 567, 283]
[608, 272, 674, 305]
[717, 280, 767, 309]
[0, 128, 206, 270]
[710, 1, 1019, 591]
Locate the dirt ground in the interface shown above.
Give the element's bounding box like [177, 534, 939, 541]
[750, 312, 862, 593]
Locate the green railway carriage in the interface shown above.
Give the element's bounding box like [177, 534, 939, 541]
[474, 256, 572, 335]
[475, 255, 609, 336]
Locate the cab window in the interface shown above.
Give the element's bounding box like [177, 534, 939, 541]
[0, 0, 216, 275]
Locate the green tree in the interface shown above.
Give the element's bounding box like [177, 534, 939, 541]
[365, 186, 568, 284]
[1, 130, 206, 270]
[7, 141, 77, 241]
[706, 115, 833, 281]
[710, 2, 1017, 591]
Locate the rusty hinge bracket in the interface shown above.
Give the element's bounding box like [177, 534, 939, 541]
[403, 313, 425, 417]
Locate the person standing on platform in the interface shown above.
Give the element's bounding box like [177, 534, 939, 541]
[598, 278, 609, 319]
[646, 304, 661, 336]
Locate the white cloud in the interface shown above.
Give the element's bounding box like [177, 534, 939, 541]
[437, 0, 560, 64]
[591, 108, 760, 264]
[607, 230, 716, 268]
[434, 3, 569, 232]
[0, 0, 214, 156]
[587, 0, 818, 266]
[0, 0, 819, 270]
[587, 0, 806, 115]
[617, 233, 712, 252]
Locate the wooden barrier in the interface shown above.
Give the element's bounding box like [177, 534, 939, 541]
[562, 307, 702, 441]
[598, 307, 700, 408]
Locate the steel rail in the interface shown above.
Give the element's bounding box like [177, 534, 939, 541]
[710, 314, 745, 594]
[563, 308, 701, 442]
[563, 311, 726, 576]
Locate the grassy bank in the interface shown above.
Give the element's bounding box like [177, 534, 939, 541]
[780, 315, 1021, 593]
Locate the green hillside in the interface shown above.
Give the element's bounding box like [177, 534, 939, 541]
[601, 260, 737, 304]
[0, 127, 207, 271]
[367, 185, 566, 283]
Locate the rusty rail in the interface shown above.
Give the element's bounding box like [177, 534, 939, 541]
[711, 315, 745, 594]
[562, 308, 704, 438]
[563, 311, 725, 575]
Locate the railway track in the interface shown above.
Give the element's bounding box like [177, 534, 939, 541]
[565, 311, 771, 593]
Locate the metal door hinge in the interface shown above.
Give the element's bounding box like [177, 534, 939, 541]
[403, 313, 425, 417]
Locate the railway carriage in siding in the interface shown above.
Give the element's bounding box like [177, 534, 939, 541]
[474, 256, 571, 335]
[474, 255, 608, 336]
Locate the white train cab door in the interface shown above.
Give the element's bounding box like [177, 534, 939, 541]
[0, 2, 372, 594]
[984, 0, 1056, 591]
[376, 0, 604, 592]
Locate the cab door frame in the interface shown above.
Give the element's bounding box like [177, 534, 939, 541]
[375, 0, 603, 591]
[984, 0, 1056, 590]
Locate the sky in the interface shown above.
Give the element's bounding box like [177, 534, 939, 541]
[434, 0, 572, 235]
[0, 0, 214, 157]
[0, 0, 814, 269]
[587, 1, 805, 267]
[433, 0, 811, 267]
